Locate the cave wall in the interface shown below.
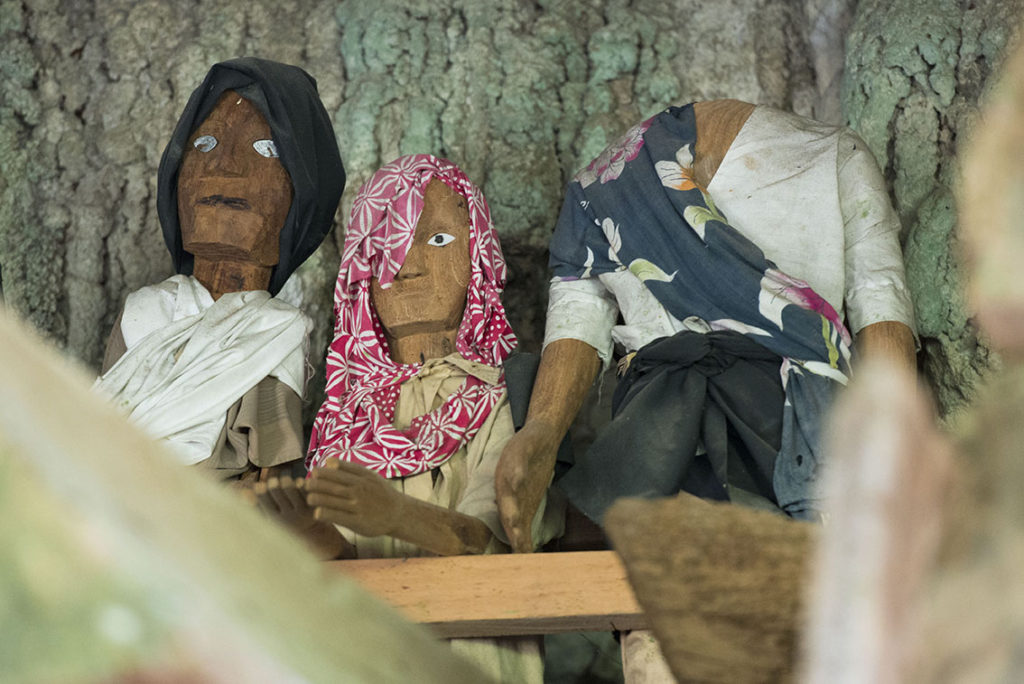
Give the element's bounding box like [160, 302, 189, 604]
[1, 0, 844, 410]
[3, 0, 1020, 417]
[843, 0, 1024, 413]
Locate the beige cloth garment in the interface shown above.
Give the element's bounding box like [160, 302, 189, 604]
[338, 353, 562, 557]
[335, 353, 561, 684]
[102, 313, 303, 479]
[199, 375, 304, 480]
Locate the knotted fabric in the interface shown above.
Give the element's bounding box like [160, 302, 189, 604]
[307, 155, 517, 478]
[559, 330, 785, 524]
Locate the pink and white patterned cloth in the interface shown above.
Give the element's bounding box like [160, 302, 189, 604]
[307, 155, 517, 478]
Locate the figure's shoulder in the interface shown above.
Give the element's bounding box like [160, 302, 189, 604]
[692, 100, 757, 190]
[120, 275, 196, 342]
[693, 99, 756, 121]
[692, 100, 757, 145]
[124, 274, 205, 311]
[742, 106, 845, 140]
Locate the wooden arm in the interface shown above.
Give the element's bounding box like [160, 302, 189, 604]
[855, 321, 916, 373]
[306, 459, 495, 557]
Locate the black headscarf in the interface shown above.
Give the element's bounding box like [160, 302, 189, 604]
[157, 57, 345, 294]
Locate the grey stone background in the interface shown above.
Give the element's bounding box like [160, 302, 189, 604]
[0, 0, 1020, 420]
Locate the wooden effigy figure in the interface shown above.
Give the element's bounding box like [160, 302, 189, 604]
[259, 154, 560, 683]
[95, 58, 344, 482]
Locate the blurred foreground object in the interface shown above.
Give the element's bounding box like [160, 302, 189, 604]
[0, 309, 484, 683]
[802, 362, 951, 683]
[804, 32, 1024, 684]
[960, 33, 1024, 357]
[605, 494, 812, 683]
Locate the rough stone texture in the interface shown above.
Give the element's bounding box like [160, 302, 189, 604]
[1, 0, 844, 390]
[843, 0, 1024, 414]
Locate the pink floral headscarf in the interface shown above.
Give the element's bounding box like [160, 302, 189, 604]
[307, 155, 517, 478]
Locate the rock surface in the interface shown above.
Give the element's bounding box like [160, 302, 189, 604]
[843, 0, 1024, 413]
[1, 0, 846, 388]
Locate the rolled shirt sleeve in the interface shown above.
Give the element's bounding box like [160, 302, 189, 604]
[838, 129, 918, 339]
[542, 277, 619, 367]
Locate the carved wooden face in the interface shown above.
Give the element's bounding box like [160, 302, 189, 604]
[177, 90, 293, 267]
[370, 178, 472, 344]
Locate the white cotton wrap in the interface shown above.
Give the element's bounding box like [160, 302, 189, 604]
[94, 275, 311, 465]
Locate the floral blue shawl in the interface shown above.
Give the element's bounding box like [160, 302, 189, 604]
[550, 104, 852, 518]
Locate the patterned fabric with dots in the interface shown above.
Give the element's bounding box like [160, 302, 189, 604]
[306, 155, 517, 478]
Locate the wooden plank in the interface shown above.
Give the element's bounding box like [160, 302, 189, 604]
[605, 494, 813, 684]
[329, 550, 647, 638]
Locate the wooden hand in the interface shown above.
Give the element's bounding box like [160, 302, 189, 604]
[306, 460, 406, 538]
[251, 475, 351, 560]
[495, 419, 564, 553]
[306, 459, 495, 556]
[496, 338, 601, 553]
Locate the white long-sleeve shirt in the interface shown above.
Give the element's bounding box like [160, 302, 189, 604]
[544, 106, 916, 364]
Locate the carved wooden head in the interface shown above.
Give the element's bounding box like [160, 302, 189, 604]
[176, 90, 294, 270]
[370, 178, 471, 351]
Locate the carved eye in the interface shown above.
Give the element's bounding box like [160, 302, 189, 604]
[193, 135, 218, 152]
[253, 139, 279, 158]
[427, 232, 456, 247]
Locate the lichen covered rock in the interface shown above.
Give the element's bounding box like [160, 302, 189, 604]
[843, 0, 1024, 413]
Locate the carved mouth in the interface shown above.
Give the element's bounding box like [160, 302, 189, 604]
[196, 195, 252, 210]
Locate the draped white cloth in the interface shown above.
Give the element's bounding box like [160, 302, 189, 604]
[95, 275, 311, 465]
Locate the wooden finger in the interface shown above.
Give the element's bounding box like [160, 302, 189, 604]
[252, 482, 278, 515]
[313, 505, 360, 527]
[236, 485, 257, 507]
[308, 494, 357, 514]
[279, 476, 307, 510]
[265, 477, 295, 512]
[305, 477, 355, 500]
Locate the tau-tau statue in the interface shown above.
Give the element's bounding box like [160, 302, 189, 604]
[258, 154, 558, 683]
[494, 100, 917, 679]
[94, 58, 345, 482]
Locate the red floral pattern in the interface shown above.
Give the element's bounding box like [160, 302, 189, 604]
[307, 155, 517, 478]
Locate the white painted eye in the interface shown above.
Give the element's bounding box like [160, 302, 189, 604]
[253, 139, 279, 158]
[427, 232, 456, 247]
[193, 135, 217, 152]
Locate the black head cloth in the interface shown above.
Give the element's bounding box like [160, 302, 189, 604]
[157, 57, 345, 295]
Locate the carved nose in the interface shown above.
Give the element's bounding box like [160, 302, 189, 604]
[397, 245, 426, 279]
[206, 147, 244, 177]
